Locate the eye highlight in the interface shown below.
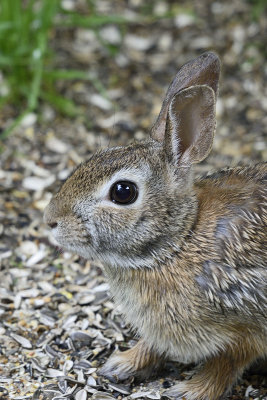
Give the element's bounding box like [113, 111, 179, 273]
[110, 181, 138, 205]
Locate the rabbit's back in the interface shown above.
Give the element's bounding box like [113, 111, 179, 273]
[193, 162, 266, 315]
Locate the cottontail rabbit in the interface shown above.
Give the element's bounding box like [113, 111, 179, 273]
[44, 52, 267, 400]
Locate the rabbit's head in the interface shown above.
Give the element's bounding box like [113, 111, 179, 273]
[44, 52, 220, 269]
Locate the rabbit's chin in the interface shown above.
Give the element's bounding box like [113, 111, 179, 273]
[67, 244, 98, 261]
[49, 233, 96, 261]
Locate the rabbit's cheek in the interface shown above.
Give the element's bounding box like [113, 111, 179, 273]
[92, 209, 137, 244]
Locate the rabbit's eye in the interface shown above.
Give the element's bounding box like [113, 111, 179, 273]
[110, 181, 138, 205]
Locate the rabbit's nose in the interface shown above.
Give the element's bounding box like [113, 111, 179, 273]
[43, 201, 59, 229]
[44, 212, 58, 229]
[48, 222, 58, 229]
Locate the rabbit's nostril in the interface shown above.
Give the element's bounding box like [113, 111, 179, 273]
[48, 222, 58, 229]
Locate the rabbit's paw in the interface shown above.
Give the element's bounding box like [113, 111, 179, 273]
[99, 341, 162, 382]
[164, 381, 208, 400]
[99, 351, 136, 382]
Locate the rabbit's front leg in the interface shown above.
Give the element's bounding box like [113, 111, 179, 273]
[164, 336, 262, 400]
[99, 339, 163, 382]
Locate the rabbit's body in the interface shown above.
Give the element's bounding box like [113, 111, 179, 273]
[44, 53, 267, 400]
[105, 162, 266, 363]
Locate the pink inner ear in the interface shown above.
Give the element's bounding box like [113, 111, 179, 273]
[167, 85, 216, 165]
[174, 96, 201, 155]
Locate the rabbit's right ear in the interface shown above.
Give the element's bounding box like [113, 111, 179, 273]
[151, 52, 220, 165]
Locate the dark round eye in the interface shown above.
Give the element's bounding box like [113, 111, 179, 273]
[110, 181, 138, 205]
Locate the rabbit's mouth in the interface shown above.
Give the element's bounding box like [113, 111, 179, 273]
[51, 230, 98, 262]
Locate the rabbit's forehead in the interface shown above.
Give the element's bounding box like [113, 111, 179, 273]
[60, 143, 161, 200]
[74, 162, 152, 198]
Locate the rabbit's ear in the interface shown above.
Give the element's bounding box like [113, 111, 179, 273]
[164, 84, 216, 165]
[151, 52, 220, 143]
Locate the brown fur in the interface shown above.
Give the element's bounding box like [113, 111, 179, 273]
[100, 163, 266, 399]
[44, 53, 267, 400]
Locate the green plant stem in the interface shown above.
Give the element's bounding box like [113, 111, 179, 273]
[27, 35, 46, 111]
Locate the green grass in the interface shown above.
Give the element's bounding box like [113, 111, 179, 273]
[0, 0, 128, 139]
[0, 0, 58, 137]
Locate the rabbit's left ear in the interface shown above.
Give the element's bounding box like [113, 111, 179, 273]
[165, 84, 216, 165]
[151, 52, 220, 165]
